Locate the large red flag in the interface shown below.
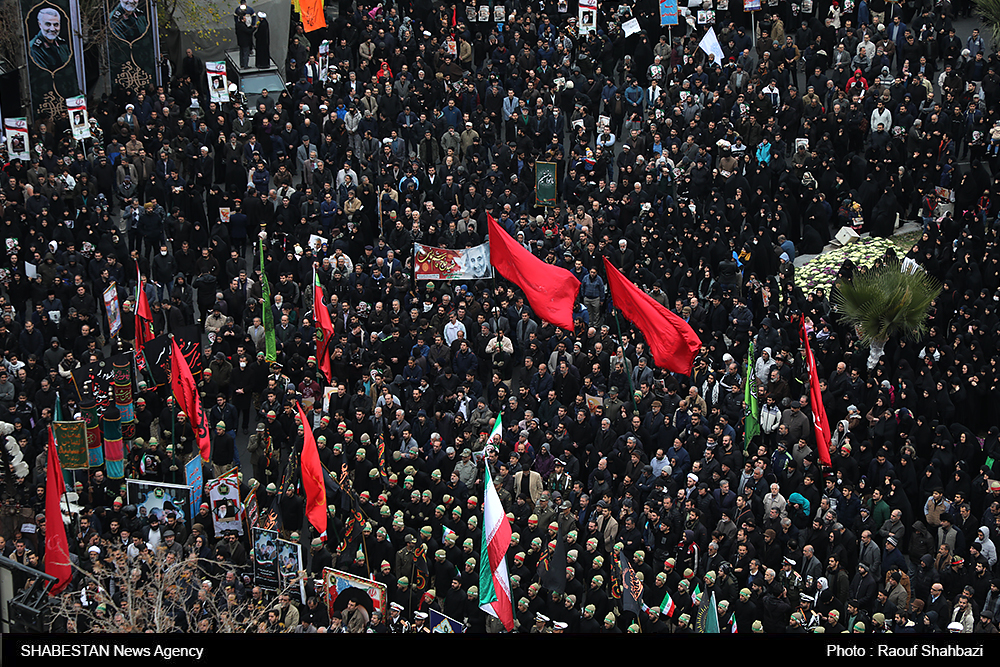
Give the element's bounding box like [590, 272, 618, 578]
[488, 214, 580, 330]
[136, 280, 153, 351]
[171, 338, 211, 462]
[296, 403, 328, 541]
[799, 316, 833, 466]
[313, 271, 334, 382]
[603, 257, 701, 374]
[45, 427, 72, 592]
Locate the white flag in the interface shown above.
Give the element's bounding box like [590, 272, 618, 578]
[698, 26, 724, 66]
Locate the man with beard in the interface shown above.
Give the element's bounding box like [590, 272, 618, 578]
[29, 9, 71, 71]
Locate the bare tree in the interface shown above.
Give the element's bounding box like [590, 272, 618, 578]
[46, 544, 307, 633]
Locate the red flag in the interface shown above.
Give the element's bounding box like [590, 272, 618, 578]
[45, 427, 72, 592]
[313, 272, 334, 382]
[488, 214, 580, 330]
[171, 338, 211, 462]
[296, 403, 328, 541]
[136, 281, 153, 351]
[603, 257, 700, 374]
[799, 316, 833, 466]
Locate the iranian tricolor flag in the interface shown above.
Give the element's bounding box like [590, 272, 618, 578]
[479, 432, 513, 631]
[488, 411, 503, 445]
[661, 591, 677, 618]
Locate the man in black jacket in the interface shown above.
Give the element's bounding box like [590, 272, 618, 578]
[211, 421, 235, 477]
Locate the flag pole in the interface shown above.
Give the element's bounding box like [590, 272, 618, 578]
[361, 524, 372, 579]
[169, 333, 177, 483]
[50, 425, 72, 522]
[612, 306, 637, 414]
[488, 217, 500, 331]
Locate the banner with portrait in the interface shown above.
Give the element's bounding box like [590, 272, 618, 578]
[317, 40, 330, 82]
[126, 479, 192, 525]
[21, 0, 81, 120]
[106, 0, 156, 95]
[252, 527, 281, 589]
[323, 568, 388, 620]
[184, 455, 204, 521]
[4, 118, 31, 161]
[278, 538, 305, 602]
[207, 61, 229, 103]
[578, 0, 597, 34]
[103, 281, 122, 337]
[206, 468, 244, 535]
[66, 96, 90, 140]
[413, 242, 492, 281]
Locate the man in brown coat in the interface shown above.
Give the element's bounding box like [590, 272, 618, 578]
[341, 598, 370, 633]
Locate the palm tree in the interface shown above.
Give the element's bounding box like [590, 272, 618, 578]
[975, 0, 1000, 45]
[832, 257, 941, 369]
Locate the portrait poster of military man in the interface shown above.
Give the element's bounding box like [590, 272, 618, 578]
[107, 0, 156, 94]
[22, 0, 80, 119]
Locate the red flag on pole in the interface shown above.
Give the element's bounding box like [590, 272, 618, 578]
[488, 214, 580, 330]
[603, 257, 701, 374]
[799, 316, 833, 466]
[296, 403, 328, 541]
[313, 271, 334, 383]
[45, 427, 72, 592]
[170, 338, 211, 462]
[136, 280, 153, 351]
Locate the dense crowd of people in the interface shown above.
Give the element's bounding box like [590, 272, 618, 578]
[2, 0, 1000, 635]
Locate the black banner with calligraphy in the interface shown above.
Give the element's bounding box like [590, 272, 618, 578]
[141, 327, 203, 387]
[106, 0, 156, 95]
[72, 352, 134, 418]
[620, 554, 644, 617]
[536, 527, 567, 594]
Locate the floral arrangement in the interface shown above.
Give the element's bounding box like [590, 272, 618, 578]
[794, 237, 898, 294]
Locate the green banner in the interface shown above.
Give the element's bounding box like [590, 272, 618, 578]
[53, 420, 88, 470]
[535, 161, 557, 207]
[259, 240, 277, 362]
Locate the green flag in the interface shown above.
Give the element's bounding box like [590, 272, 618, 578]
[535, 161, 557, 207]
[695, 591, 721, 633]
[744, 341, 760, 450]
[259, 240, 277, 363]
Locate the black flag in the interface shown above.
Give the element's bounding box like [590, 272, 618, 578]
[536, 531, 567, 594]
[620, 554, 644, 618]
